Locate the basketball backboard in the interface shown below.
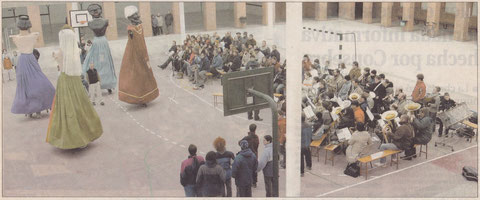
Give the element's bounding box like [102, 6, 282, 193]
[69, 10, 92, 28]
[222, 67, 274, 116]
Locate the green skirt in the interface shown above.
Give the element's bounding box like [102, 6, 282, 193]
[46, 73, 103, 149]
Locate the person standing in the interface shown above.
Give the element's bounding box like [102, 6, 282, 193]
[82, 4, 117, 95]
[86, 63, 104, 106]
[301, 114, 312, 177]
[151, 14, 159, 36]
[256, 135, 276, 197]
[180, 144, 205, 197]
[240, 123, 260, 188]
[157, 13, 164, 35]
[438, 93, 456, 137]
[2, 49, 14, 81]
[213, 137, 235, 197]
[196, 151, 226, 197]
[164, 10, 174, 34]
[412, 73, 426, 103]
[232, 140, 258, 197]
[47, 29, 103, 149]
[10, 15, 55, 118]
[119, 6, 159, 107]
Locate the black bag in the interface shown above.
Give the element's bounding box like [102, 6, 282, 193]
[462, 166, 478, 182]
[404, 147, 416, 158]
[344, 162, 360, 178]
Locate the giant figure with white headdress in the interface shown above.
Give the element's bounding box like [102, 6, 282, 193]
[10, 15, 55, 118]
[118, 6, 159, 106]
[82, 4, 117, 94]
[46, 28, 103, 149]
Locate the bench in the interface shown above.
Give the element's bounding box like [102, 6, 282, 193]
[310, 134, 326, 162]
[357, 149, 401, 180]
[324, 144, 339, 166]
[213, 93, 223, 107]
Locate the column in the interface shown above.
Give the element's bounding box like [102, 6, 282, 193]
[426, 3, 442, 37]
[315, 2, 328, 21]
[103, 2, 118, 40]
[27, 5, 44, 47]
[203, 2, 216, 31]
[286, 2, 302, 197]
[172, 2, 185, 34]
[363, 2, 373, 24]
[402, 2, 415, 31]
[453, 2, 473, 41]
[138, 2, 152, 37]
[381, 2, 394, 27]
[262, 2, 275, 26]
[339, 2, 355, 20]
[234, 2, 247, 28]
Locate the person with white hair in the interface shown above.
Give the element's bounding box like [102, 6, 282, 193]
[118, 6, 159, 107]
[47, 28, 103, 149]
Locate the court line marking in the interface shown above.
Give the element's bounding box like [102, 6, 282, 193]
[316, 144, 478, 197]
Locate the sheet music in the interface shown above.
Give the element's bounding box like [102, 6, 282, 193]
[370, 151, 384, 160]
[366, 107, 374, 121]
[303, 106, 315, 119]
[336, 128, 351, 141]
[377, 119, 386, 128]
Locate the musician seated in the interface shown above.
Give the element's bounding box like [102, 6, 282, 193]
[412, 108, 434, 145]
[312, 101, 333, 140]
[337, 107, 355, 130]
[375, 115, 414, 167]
[352, 101, 365, 124]
[438, 93, 457, 137]
[346, 122, 373, 164]
[394, 93, 408, 115]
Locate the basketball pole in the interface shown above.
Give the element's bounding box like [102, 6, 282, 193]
[246, 88, 279, 197]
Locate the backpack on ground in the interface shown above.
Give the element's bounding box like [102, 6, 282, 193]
[344, 162, 360, 178]
[462, 166, 478, 182]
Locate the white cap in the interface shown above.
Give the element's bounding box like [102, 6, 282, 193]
[124, 6, 138, 19]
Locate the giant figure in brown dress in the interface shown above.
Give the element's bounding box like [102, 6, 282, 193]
[118, 6, 159, 106]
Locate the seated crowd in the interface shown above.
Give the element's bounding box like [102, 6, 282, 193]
[157, 31, 285, 92]
[299, 55, 459, 175]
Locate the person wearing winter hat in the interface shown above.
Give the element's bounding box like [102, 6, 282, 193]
[232, 140, 258, 197]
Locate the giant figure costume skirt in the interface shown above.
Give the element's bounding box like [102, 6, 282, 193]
[46, 72, 103, 149]
[82, 36, 117, 90]
[11, 53, 55, 114]
[118, 24, 159, 104]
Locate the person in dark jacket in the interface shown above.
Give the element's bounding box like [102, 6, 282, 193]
[301, 114, 313, 176]
[232, 140, 258, 197]
[371, 76, 386, 113]
[221, 32, 233, 49]
[158, 40, 177, 69]
[438, 93, 457, 137]
[256, 135, 276, 197]
[270, 45, 280, 64]
[412, 108, 434, 145]
[240, 124, 259, 188]
[180, 144, 206, 197]
[209, 49, 224, 78]
[377, 115, 414, 166]
[196, 151, 226, 197]
[164, 10, 173, 34]
[213, 137, 235, 197]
